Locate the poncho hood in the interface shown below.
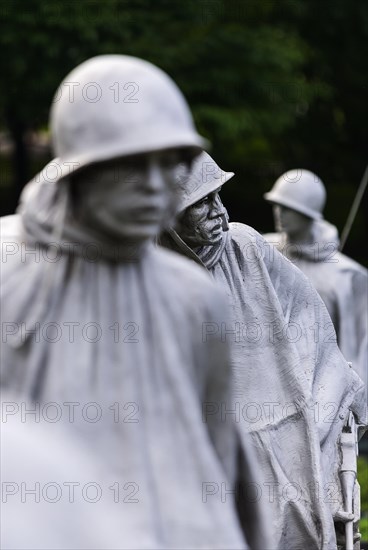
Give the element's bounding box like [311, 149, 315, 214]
[163, 227, 228, 270]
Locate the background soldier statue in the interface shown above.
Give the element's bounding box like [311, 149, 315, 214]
[161, 151, 367, 549]
[264, 169, 368, 400]
[0, 56, 268, 549]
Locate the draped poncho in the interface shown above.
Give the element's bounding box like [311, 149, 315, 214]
[162, 222, 367, 549]
[264, 220, 367, 399]
[0, 175, 268, 550]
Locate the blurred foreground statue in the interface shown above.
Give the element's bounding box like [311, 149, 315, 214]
[161, 152, 367, 549]
[0, 56, 268, 549]
[1, 397, 138, 550]
[264, 170, 368, 397]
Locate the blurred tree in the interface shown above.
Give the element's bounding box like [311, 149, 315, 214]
[1, 0, 366, 263]
[1, 0, 318, 202]
[273, 0, 368, 263]
[0, 0, 138, 205]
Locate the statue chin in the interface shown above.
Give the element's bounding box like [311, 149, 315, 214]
[187, 234, 223, 248]
[176, 221, 224, 248]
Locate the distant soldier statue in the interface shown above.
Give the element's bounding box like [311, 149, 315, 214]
[0, 56, 268, 549]
[161, 152, 367, 549]
[264, 169, 367, 399]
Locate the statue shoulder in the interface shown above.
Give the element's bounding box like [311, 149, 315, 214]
[263, 232, 284, 248]
[337, 252, 368, 278]
[153, 244, 225, 300]
[0, 214, 23, 241]
[153, 245, 229, 327]
[228, 222, 286, 264]
[229, 221, 257, 241]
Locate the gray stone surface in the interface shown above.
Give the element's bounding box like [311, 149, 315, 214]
[162, 152, 367, 549]
[0, 57, 267, 549]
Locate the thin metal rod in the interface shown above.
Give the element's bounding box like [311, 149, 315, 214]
[340, 164, 368, 252]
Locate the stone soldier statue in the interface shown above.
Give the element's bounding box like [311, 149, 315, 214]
[264, 169, 368, 399]
[161, 152, 367, 549]
[0, 56, 268, 549]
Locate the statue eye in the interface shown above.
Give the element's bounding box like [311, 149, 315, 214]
[160, 157, 179, 169]
[196, 196, 210, 206]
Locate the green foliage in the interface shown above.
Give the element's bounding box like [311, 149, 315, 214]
[0, 0, 318, 139]
[358, 456, 368, 541]
[1, 0, 367, 263]
[358, 456, 368, 511]
[361, 518, 368, 543]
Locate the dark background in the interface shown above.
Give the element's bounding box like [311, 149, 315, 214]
[1, 0, 367, 265]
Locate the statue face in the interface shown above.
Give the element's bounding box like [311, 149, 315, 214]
[176, 188, 225, 247]
[73, 150, 191, 242]
[273, 205, 312, 238]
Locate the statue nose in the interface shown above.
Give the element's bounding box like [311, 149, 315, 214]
[146, 162, 166, 194]
[210, 196, 225, 218]
[221, 211, 230, 231]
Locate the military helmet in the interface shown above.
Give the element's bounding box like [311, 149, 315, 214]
[264, 169, 326, 220]
[48, 55, 207, 183]
[176, 151, 234, 212]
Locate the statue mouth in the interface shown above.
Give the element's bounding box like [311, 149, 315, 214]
[131, 205, 165, 223]
[210, 223, 223, 235]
